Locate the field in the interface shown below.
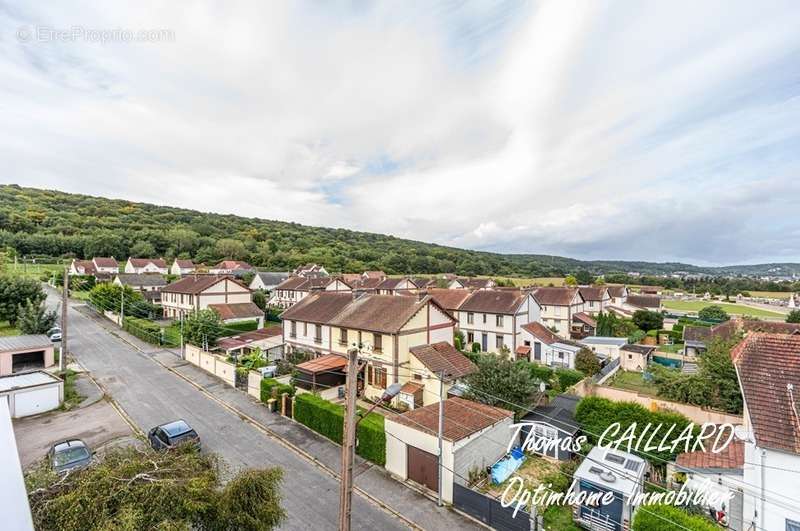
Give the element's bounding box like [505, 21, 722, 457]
[747, 291, 793, 300]
[2, 261, 66, 280]
[490, 276, 565, 287]
[661, 299, 785, 318]
[608, 370, 659, 396]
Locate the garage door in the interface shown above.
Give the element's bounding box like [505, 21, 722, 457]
[407, 445, 439, 493]
[14, 387, 60, 417]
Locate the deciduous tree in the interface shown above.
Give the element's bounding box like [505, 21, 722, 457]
[16, 300, 57, 334]
[575, 348, 600, 376]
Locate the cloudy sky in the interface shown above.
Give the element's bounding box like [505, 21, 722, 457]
[2, 1, 800, 266]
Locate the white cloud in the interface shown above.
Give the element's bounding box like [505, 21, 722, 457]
[1, 1, 799, 264]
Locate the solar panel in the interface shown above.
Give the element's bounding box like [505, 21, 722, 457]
[624, 460, 642, 472]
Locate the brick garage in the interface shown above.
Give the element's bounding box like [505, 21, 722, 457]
[384, 397, 513, 503]
[0, 336, 55, 377]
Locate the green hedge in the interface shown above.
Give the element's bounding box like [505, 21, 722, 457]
[122, 316, 163, 345]
[554, 368, 584, 390]
[260, 378, 295, 403]
[223, 319, 260, 334]
[632, 503, 718, 530]
[293, 393, 386, 465]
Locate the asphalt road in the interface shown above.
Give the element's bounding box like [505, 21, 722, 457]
[51, 289, 407, 531]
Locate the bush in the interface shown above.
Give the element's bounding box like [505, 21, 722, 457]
[632, 503, 718, 530]
[260, 377, 295, 403]
[471, 342, 481, 353]
[574, 348, 600, 376]
[122, 316, 164, 345]
[293, 393, 386, 465]
[697, 305, 729, 322]
[554, 368, 584, 390]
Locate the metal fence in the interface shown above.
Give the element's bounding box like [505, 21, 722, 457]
[593, 357, 620, 385]
[452, 483, 532, 531]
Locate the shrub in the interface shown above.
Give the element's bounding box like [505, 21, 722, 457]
[260, 377, 295, 403]
[574, 348, 600, 376]
[122, 316, 163, 345]
[554, 368, 584, 390]
[293, 393, 386, 465]
[632, 503, 718, 530]
[471, 342, 481, 353]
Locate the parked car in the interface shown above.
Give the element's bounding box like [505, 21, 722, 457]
[48, 326, 62, 342]
[148, 420, 200, 451]
[258, 364, 278, 378]
[48, 439, 92, 474]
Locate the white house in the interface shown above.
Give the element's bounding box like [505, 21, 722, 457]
[579, 336, 628, 362]
[91, 257, 119, 275]
[268, 276, 352, 309]
[124, 258, 168, 275]
[533, 287, 585, 337]
[385, 397, 513, 503]
[456, 289, 541, 354]
[607, 285, 629, 306]
[519, 321, 583, 369]
[68, 259, 95, 276]
[208, 260, 254, 275]
[578, 287, 611, 316]
[249, 272, 289, 292]
[170, 259, 195, 276]
[375, 277, 419, 295]
[292, 263, 329, 277]
[448, 277, 496, 290]
[160, 275, 251, 319]
[734, 333, 800, 531]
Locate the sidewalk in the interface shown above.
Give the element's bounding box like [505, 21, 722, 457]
[152, 351, 484, 531]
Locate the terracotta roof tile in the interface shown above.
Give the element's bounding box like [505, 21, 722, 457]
[208, 302, 263, 320]
[128, 258, 167, 268]
[390, 397, 512, 441]
[676, 439, 744, 470]
[572, 312, 597, 327]
[733, 333, 800, 454]
[579, 287, 609, 301]
[409, 342, 476, 379]
[92, 257, 118, 267]
[424, 288, 472, 312]
[329, 294, 442, 334]
[626, 295, 661, 309]
[212, 260, 253, 270]
[163, 275, 246, 294]
[521, 322, 561, 345]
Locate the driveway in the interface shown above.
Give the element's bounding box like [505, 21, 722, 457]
[12, 398, 133, 467]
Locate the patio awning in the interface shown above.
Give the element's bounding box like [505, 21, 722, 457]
[295, 354, 347, 374]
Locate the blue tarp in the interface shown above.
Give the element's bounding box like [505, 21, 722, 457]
[490, 447, 526, 484]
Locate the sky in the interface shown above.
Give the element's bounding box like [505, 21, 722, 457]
[1, 1, 800, 266]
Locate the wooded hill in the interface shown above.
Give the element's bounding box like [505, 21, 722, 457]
[1, 185, 796, 277]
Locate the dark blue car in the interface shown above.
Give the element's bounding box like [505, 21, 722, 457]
[148, 420, 200, 451]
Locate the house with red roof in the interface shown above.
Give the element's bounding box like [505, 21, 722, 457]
[124, 257, 168, 275]
[161, 275, 252, 319]
[532, 287, 585, 337]
[208, 260, 254, 275]
[170, 258, 196, 276]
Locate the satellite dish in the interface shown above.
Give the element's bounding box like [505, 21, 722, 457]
[539, 382, 546, 394]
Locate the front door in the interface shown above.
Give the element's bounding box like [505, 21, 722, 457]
[534, 342, 542, 361]
[407, 445, 439, 493]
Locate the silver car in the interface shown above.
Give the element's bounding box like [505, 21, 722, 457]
[49, 439, 92, 474]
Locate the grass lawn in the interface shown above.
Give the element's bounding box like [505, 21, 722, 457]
[0, 320, 20, 337]
[661, 299, 785, 318]
[608, 370, 659, 396]
[656, 343, 684, 354]
[2, 262, 65, 280]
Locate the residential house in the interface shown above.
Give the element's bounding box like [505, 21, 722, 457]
[733, 333, 800, 531]
[249, 272, 290, 292]
[280, 292, 354, 357]
[68, 259, 95, 276]
[606, 285, 629, 306]
[209, 260, 254, 275]
[170, 259, 196, 276]
[208, 302, 264, 328]
[327, 294, 457, 406]
[519, 322, 583, 369]
[91, 257, 119, 275]
[578, 287, 611, 315]
[351, 276, 384, 295]
[113, 273, 166, 303]
[572, 447, 647, 531]
[375, 277, 419, 295]
[670, 441, 744, 530]
[639, 286, 663, 295]
[570, 312, 597, 340]
[405, 342, 477, 408]
[456, 289, 541, 354]
[533, 287, 585, 337]
[124, 258, 168, 275]
[619, 344, 655, 371]
[362, 270, 386, 280]
[423, 288, 472, 321]
[448, 277, 496, 290]
[269, 276, 352, 309]
[518, 394, 580, 461]
[384, 397, 513, 502]
[292, 263, 329, 277]
[160, 275, 251, 319]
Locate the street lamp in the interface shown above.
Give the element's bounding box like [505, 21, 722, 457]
[338, 349, 402, 531]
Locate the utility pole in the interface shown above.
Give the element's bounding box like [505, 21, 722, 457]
[120, 289, 125, 325]
[60, 268, 68, 372]
[180, 313, 185, 359]
[338, 347, 359, 531]
[438, 370, 445, 507]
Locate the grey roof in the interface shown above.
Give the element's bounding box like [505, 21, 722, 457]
[574, 447, 646, 497]
[522, 394, 580, 434]
[0, 335, 52, 352]
[115, 273, 166, 287]
[580, 336, 628, 346]
[254, 272, 290, 285]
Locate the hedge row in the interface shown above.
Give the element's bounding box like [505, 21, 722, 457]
[259, 377, 295, 403]
[293, 393, 386, 465]
[632, 503, 718, 530]
[122, 316, 163, 345]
